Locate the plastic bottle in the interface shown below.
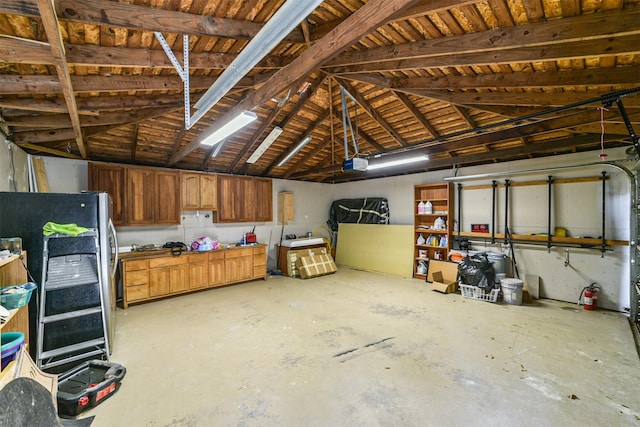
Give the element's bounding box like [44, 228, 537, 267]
[425, 200, 433, 214]
[417, 201, 425, 214]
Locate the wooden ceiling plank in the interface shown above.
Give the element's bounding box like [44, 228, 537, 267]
[310, 0, 480, 41]
[36, 0, 87, 158]
[338, 79, 408, 148]
[168, 0, 424, 166]
[394, 91, 440, 138]
[0, 34, 53, 64]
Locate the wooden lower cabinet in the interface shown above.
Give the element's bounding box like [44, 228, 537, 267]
[208, 251, 225, 287]
[253, 246, 267, 279]
[122, 259, 150, 308]
[224, 247, 254, 283]
[188, 253, 209, 290]
[121, 245, 267, 308]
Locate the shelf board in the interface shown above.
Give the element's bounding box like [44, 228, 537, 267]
[416, 229, 448, 234]
[455, 232, 628, 247]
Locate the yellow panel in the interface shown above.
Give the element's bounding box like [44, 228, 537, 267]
[336, 223, 414, 279]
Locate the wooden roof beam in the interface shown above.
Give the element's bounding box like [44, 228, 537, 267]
[167, 0, 424, 166]
[37, 0, 87, 158]
[347, 66, 640, 91]
[0, 71, 276, 95]
[0, 36, 291, 70]
[0, 0, 306, 43]
[324, 5, 640, 69]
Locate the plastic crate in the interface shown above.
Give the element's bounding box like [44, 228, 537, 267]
[0, 282, 36, 310]
[459, 283, 499, 303]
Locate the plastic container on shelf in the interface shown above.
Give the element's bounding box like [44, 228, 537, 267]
[0, 282, 37, 310]
[1, 331, 24, 370]
[417, 201, 425, 214]
[424, 201, 433, 214]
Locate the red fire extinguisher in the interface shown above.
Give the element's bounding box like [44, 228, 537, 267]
[579, 283, 600, 310]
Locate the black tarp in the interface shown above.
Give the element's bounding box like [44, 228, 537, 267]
[327, 198, 389, 231]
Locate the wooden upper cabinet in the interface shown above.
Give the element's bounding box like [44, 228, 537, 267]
[125, 167, 155, 225]
[180, 172, 217, 211]
[124, 167, 179, 226]
[180, 173, 201, 210]
[155, 170, 180, 224]
[88, 163, 125, 225]
[253, 178, 273, 222]
[216, 175, 272, 223]
[200, 174, 217, 210]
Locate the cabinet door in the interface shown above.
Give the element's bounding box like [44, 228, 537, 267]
[208, 251, 225, 287]
[149, 267, 171, 297]
[180, 173, 201, 210]
[126, 168, 155, 225]
[217, 175, 242, 222]
[155, 171, 180, 224]
[253, 246, 267, 279]
[88, 163, 125, 225]
[224, 249, 253, 282]
[169, 264, 189, 293]
[253, 178, 273, 222]
[200, 174, 217, 210]
[189, 261, 208, 290]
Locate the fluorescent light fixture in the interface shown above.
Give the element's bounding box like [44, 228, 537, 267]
[191, 0, 324, 123]
[200, 110, 257, 146]
[277, 136, 312, 167]
[367, 154, 429, 171]
[247, 126, 283, 163]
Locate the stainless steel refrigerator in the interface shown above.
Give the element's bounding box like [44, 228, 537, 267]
[0, 191, 118, 358]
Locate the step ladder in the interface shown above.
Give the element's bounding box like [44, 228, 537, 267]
[36, 229, 110, 372]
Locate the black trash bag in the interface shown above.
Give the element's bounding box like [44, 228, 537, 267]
[457, 253, 496, 290]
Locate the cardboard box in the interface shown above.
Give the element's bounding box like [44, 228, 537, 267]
[296, 254, 337, 279]
[287, 247, 327, 278]
[427, 260, 459, 294]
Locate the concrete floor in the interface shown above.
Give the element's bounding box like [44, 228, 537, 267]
[83, 268, 640, 426]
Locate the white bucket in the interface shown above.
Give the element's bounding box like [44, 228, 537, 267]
[501, 278, 523, 305]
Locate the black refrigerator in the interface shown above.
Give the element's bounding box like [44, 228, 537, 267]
[0, 192, 118, 361]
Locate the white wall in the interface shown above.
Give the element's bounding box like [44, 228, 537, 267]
[332, 147, 635, 313]
[0, 135, 29, 192]
[34, 147, 637, 312]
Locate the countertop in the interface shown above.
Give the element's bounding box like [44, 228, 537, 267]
[118, 244, 265, 260]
